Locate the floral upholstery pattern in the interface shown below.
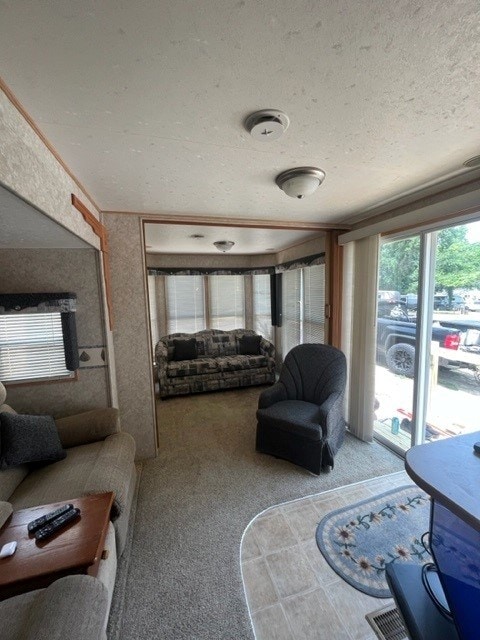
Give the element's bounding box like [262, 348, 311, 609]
[155, 329, 275, 397]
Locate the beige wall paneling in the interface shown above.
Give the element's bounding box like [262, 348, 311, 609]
[104, 213, 157, 459]
[0, 248, 110, 415]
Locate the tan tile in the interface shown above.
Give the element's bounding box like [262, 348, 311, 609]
[242, 558, 278, 612]
[250, 512, 297, 553]
[241, 527, 262, 561]
[325, 580, 394, 640]
[282, 501, 321, 542]
[266, 546, 318, 598]
[311, 493, 348, 517]
[301, 539, 340, 586]
[282, 588, 351, 640]
[251, 604, 294, 640]
[340, 485, 375, 504]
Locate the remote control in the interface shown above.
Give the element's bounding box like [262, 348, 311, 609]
[34, 507, 81, 541]
[474, 442, 480, 455]
[27, 504, 74, 534]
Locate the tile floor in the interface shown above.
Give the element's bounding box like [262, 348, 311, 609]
[241, 471, 411, 640]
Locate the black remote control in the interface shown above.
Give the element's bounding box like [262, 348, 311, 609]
[27, 504, 74, 534]
[34, 507, 81, 541]
[474, 442, 480, 455]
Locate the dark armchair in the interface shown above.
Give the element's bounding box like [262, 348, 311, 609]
[256, 343, 347, 474]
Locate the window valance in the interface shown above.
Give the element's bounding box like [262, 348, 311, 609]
[0, 293, 77, 315]
[275, 252, 325, 273]
[147, 267, 274, 276]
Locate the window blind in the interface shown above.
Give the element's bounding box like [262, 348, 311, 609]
[166, 275, 206, 333]
[147, 275, 159, 352]
[253, 274, 273, 340]
[282, 269, 302, 355]
[303, 264, 325, 343]
[0, 312, 72, 383]
[208, 275, 245, 330]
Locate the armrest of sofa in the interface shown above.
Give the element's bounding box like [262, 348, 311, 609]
[55, 408, 120, 449]
[24, 575, 109, 640]
[0, 501, 13, 528]
[155, 340, 169, 387]
[259, 337, 276, 361]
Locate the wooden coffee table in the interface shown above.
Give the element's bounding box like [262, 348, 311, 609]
[0, 492, 114, 600]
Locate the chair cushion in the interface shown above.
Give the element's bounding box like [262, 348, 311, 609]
[216, 354, 267, 372]
[257, 400, 323, 440]
[0, 413, 66, 469]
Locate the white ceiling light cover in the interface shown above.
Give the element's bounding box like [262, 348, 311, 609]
[213, 240, 235, 252]
[275, 167, 326, 199]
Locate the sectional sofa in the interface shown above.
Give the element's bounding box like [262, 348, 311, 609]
[0, 381, 136, 639]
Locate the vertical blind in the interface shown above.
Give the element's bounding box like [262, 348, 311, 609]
[253, 274, 273, 340]
[0, 312, 72, 383]
[147, 275, 159, 350]
[208, 275, 245, 330]
[166, 275, 206, 333]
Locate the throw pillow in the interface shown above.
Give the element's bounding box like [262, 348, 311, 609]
[173, 338, 198, 361]
[238, 334, 262, 355]
[0, 412, 67, 469]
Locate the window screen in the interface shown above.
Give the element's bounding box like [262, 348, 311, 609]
[166, 275, 206, 333]
[0, 313, 73, 383]
[253, 274, 273, 340]
[208, 275, 245, 330]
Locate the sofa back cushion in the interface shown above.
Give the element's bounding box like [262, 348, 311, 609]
[160, 329, 264, 359]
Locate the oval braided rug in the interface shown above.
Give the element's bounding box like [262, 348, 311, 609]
[316, 484, 431, 597]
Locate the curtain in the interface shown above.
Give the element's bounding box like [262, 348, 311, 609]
[345, 235, 379, 442]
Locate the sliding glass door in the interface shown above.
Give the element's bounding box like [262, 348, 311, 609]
[374, 220, 480, 453]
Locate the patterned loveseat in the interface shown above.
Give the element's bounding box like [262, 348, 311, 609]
[155, 329, 276, 398]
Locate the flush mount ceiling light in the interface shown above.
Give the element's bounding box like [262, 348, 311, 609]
[245, 109, 289, 141]
[275, 167, 326, 199]
[213, 240, 235, 252]
[463, 155, 480, 168]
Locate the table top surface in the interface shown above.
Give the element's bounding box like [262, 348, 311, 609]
[405, 431, 480, 531]
[0, 492, 114, 590]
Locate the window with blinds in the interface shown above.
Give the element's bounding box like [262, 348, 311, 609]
[147, 274, 159, 353]
[282, 269, 302, 355]
[0, 313, 73, 383]
[166, 275, 206, 333]
[303, 264, 325, 343]
[253, 274, 273, 340]
[281, 264, 325, 355]
[208, 275, 245, 330]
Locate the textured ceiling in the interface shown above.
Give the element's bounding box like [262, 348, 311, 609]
[1, 1, 480, 228]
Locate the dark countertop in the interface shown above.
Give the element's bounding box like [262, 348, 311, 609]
[405, 431, 480, 531]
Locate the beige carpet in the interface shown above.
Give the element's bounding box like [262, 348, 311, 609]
[109, 386, 404, 640]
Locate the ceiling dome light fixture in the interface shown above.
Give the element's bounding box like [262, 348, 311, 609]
[463, 155, 480, 168]
[275, 167, 326, 199]
[213, 240, 235, 252]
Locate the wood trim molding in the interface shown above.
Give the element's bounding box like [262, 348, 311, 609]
[102, 210, 351, 232]
[0, 75, 101, 213]
[326, 230, 343, 348]
[71, 195, 114, 330]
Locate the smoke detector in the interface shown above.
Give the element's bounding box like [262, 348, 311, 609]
[245, 109, 289, 141]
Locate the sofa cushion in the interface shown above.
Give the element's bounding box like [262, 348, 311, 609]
[173, 338, 198, 361]
[0, 465, 29, 501]
[8, 432, 136, 519]
[256, 400, 323, 440]
[216, 354, 268, 372]
[167, 357, 221, 378]
[0, 413, 66, 469]
[238, 334, 262, 355]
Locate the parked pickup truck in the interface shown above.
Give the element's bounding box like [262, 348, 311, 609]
[376, 301, 461, 376]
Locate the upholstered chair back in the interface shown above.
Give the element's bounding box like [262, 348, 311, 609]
[279, 344, 346, 406]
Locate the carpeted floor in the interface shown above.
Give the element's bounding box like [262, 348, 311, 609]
[109, 386, 404, 640]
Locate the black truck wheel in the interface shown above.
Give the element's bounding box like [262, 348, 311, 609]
[386, 343, 415, 377]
